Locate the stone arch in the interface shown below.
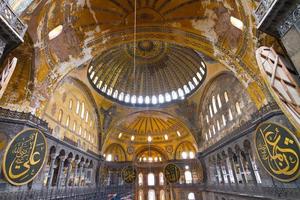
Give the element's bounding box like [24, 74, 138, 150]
[134, 145, 169, 162]
[174, 141, 197, 160]
[103, 143, 127, 161]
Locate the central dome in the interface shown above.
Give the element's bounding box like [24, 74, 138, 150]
[88, 40, 207, 106]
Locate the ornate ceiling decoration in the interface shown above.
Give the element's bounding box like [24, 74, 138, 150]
[87, 40, 207, 106]
[108, 111, 194, 145]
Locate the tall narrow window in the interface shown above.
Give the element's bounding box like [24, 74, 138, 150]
[185, 170, 193, 184]
[73, 121, 76, 132]
[213, 125, 216, 135]
[81, 102, 85, 119]
[159, 172, 164, 185]
[209, 105, 213, 118]
[222, 115, 226, 126]
[148, 189, 156, 200]
[188, 193, 196, 200]
[224, 91, 229, 102]
[206, 115, 209, 123]
[139, 190, 144, 200]
[79, 126, 82, 135]
[217, 120, 220, 131]
[69, 99, 73, 110]
[212, 96, 217, 113]
[160, 190, 165, 200]
[138, 173, 143, 186]
[217, 94, 222, 108]
[76, 100, 80, 114]
[236, 102, 242, 115]
[58, 109, 63, 123]
[85, 111, 89, 122]
[66, 116, 70, 127]
[148, 173, 155, 186]
[229, 109, 233, 121]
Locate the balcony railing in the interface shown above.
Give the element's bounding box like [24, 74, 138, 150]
[206, 184, 300, 200]
[254, 0, 277, 28]
[0, 0, 27, 40]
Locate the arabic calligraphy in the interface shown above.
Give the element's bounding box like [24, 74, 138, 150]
[255, 123, 300, 182]
[164, 163, 180, 183]
[121, 166, 137, 184]
[2, 129, 47, 186]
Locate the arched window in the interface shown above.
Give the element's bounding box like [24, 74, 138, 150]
[139, 190, 144, 200]
[106, 154, 112, 161]
[181, 152, 188, 159]
[236, 102, 242, 115]
[85, 111, 89, 122]
[69, 99, 73, 110]
[73, 121, 76, 132]
[148, 189, 156, 200]
[188, 192, 195, 200]
[66, 115, 70, 127]
[76, 100, 80, 114]
[217, 94, 222, 108]
[212, 96, 217, 113]
[185, 170, 192, 184]
[81, 102, 85, 119]
[160, 190, 165, 200]
[58, 109, 63, 123]
[148, 173, 155, 186]
[224, 91, 229, 102]
[138, 173, 143, 186]
[159, 172, 164, 185]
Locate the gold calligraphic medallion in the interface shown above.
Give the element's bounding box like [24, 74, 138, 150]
[121, 166, 137, 184]
[164, 163, 180, 183]
[255, 123, 300, 182]
[2, 129, 47, 186]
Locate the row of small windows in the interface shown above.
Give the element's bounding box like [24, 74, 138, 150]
[58, 109, 95, 144]
[138, 168, 193, 187]
[88, 63, 206, 105]
[181, 151, 195, 159]
[138, 156, 163, 163]
[138, 190, 195, 200]
[204, 92, 243, 141]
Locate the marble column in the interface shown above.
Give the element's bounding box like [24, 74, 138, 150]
[78, 162, 84, 186]
[56, 156, 66, 187]
[65, 158, 73, 187]
[237, 154, 247, 184]
[47, 153, 57, 188]
[229, 156, 238, 184]
[245, 152, 257, 185]
[73, 160, 80, 186]
[217, 161, 225, 184]
[223, 158, 231, 185]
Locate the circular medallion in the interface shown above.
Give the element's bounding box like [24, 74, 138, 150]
[255, 122, 300, 182]
[2, 129, 47, 186]
[166, 145, 173, 153]
[127, 146, 134, 154]
[164, 163, 180, 183]
[121, 166, 137, 184]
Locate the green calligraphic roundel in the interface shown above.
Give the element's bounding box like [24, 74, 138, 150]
[164, 163, 180, 183]
[121, 166, 137, 184]
[2, 129, 47, 186]
[255, 122, 300, 182]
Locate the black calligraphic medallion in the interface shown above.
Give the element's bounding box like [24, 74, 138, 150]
[255, 122, 300, 182]
[2, 129, 47, 186]
[164, 163, 180, 183]
[121, 166, 137, 184]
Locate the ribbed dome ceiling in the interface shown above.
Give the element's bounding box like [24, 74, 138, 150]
[87, 40, 207, 106]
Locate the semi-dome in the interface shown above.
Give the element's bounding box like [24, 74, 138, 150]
[87, 40, 207, 106]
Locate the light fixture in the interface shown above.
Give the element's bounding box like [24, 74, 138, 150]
[230, 16, 244, 30]
[48, 25, 63, 40]
[148, 136, 152, 142]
